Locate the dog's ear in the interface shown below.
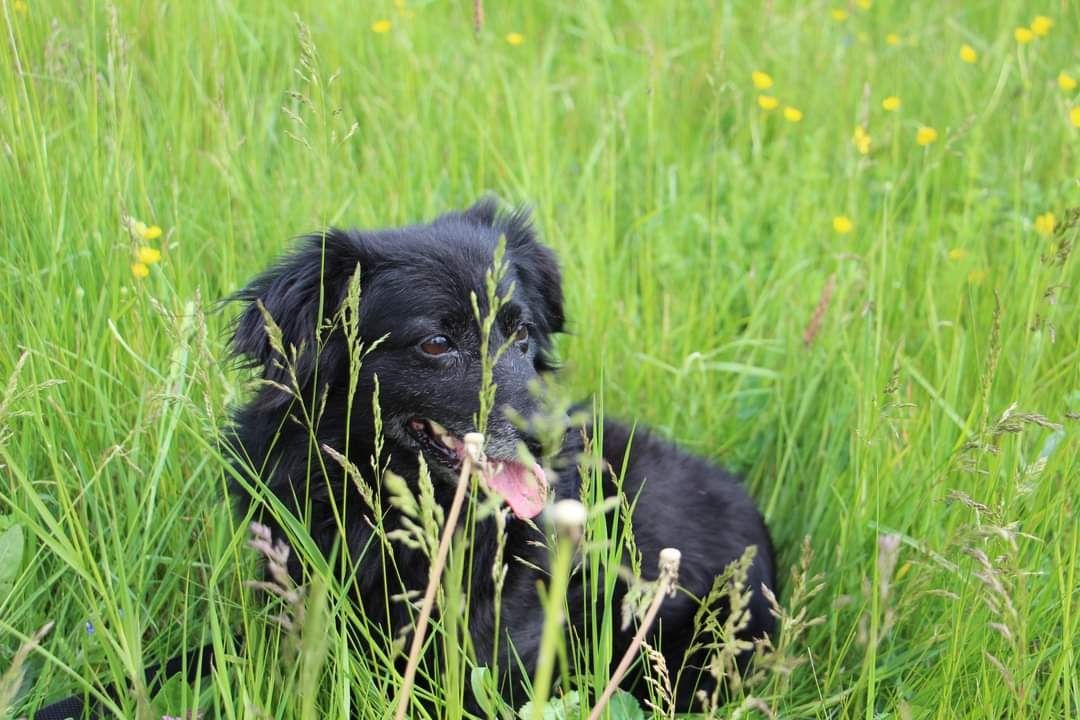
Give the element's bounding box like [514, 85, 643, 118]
[230, 229, 365, 403]
[501, 208, 565, 369]
[460, 196, 499, 227]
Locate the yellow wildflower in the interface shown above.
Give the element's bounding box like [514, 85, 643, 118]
[758, 95, 779, 111]
[915, 126, 938, 146]
[856, 0, 871, 8]
[13, 0, 28, 14]
[831, 8, 849, 22]
[948, 248, 969, 261]
[1071, 106, 1080, 128]
[371, 19, 392, 33]
[967, 269, 988, 284]
[852, 125, 871, 155]
[137, 247, 162, 265]
[833, 215, 854, 234]
[1058, 72, 1077, 92]
[142, 225, 162, 241]
[751, 71, 774, 90]
[1014, 27, 1034, 44]
[505, 32, 524, 46]
[131, 262, 150, 279]
[886, 33, 901, 46]
[959, 44, 977, 63]
[882, 96, 901, 111]
[1034, 212, 1055, 237]
[1030, 15, 1052, 37]
[783, 106, 803, 123]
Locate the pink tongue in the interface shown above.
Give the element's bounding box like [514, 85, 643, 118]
[484, 461, 548, 519]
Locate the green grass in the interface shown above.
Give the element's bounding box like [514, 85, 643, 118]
[1, 0, 1078, 717]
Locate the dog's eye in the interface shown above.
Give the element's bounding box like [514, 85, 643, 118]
[420, 335, 453, 356]
[513, 325, 529, 345]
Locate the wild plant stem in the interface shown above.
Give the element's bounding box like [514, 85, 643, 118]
[586, 549, 680, 720]
[393, 434, 484, 720]
[529, 533, 576, 720]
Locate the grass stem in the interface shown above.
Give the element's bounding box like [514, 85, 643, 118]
[587, 548, 681, 720]
[393, 432, 485, 720]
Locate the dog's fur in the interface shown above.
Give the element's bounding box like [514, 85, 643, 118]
[228, 200, 776, 709]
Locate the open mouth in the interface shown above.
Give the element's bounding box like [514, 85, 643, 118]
[405, 417, 462, 467]
[404, 417, 549, 519]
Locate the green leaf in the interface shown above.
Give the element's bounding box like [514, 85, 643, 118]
[471, 666, 514, 719]
[149, 672, 189, 714]
[517, 691, 580, 720]
[0, 521, 25, 598]
[606, 690, 645, 720]
[148, 671, 213, 720]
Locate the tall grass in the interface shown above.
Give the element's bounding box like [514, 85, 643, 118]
[1, 1, 1078, 718]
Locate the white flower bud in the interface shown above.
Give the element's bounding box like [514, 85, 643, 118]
[463, 432, 485, 464]
[550, 499, 587, 542]
[658, 547, 681, 595]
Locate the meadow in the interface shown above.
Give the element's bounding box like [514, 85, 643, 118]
[1, 0, 1078, 718]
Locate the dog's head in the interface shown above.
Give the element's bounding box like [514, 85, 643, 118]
[230, 199, 564, 518]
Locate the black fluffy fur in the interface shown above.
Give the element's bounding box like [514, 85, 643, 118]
[227, 199, 776, 709]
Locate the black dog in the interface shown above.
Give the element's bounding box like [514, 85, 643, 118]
[228, 200, 776, 709]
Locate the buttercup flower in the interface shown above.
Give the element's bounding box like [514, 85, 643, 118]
[505, 32, 524, 46]
[831, 8, 849, 22]
[758, 95, 779, 110]
[1071, 107, 1080, 128]
[1014, 27, 1034, 44]
[371, 19, 392, 33]
[751, 71, 774, 89]
[856, 0, 871, 9]
[1034, 212, 1055, 236]
[783, 106, 803, 123]
[131, 262, 150, 279]
[833, 215, 854, 234]
[1030, 15, 1052, 37]
[915, 126, 938, 146]
[137, 247, 162, 265]
[1058, 72, 1077, 92]
[959, 44, 977, 63]
[886, 33, 901, 46]
[13, 0, 27, 14]
[852, 125, 870, 154]
[882, 96, 901, 111]
[948, 248, 969, 261]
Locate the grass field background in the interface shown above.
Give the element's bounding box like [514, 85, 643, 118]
[1, 0, 1078, 717]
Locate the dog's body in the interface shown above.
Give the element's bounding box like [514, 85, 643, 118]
[228, 201, 776, 709]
